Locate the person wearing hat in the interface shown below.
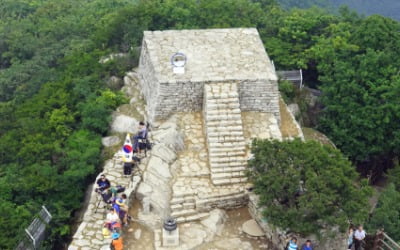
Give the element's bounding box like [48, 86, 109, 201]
[111, 232, 123, 250]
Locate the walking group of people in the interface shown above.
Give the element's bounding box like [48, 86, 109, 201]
[348, 225, 366, 250]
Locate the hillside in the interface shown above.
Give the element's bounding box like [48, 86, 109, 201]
[278, 0, 400, 20]
[1, 0, 399, 249]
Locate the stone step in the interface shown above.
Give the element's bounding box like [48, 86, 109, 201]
[211, 171, 246, 180]
[205, 91, 239, 98]
[209, 141, 247, 148]
[210, 166, 246, 173]
[210, 160, 247, 168]
[208, 146, 246, 154]
[207, 131, 244, 137]
[209, 151, 245, 158]
[207, 136, 245, 143]
[205, 108, 241, 116]
[206, 114, 242, 122]
[212, 177, 248, 185]
[197, 191, 247, 204]
[206, 102, 240, 110]
[176, 212, 210, 223]
[206, 123, 243, 130]
[171, 202, 195, 212]
[210, 156, 246, 164]
[171, 191, 196, 201]
[170, 195, 196, 204]
[171, 209, 198, 218]
[206, 98, 239, 104]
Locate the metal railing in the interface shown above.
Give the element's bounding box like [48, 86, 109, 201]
[276, 70, 303, 89]
[15, 206, 52, 250]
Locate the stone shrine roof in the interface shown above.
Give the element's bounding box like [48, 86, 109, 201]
[142, 28, 277, 83]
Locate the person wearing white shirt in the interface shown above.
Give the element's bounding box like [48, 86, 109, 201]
[104, 207, 120, 230]
[354, 225, 366, 250]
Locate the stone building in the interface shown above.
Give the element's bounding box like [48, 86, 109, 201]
[138, 28, 280, 123]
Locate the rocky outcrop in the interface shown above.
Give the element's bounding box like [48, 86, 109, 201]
[136, 116, 183, 220]
[101, 135, 121, 147]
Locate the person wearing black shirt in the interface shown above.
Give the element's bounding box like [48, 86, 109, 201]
[96, 174, 111, 193]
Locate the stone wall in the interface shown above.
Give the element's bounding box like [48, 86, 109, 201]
[137, 77, 280, 123]
[239, 80, 280, 123]
[138, 28, 281, 123]
[155, 81, 204, 119]
[138, 40, 159, 122]
[248, 193, 348, 250]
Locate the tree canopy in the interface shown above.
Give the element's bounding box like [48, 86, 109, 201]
[248, 139, 372, 235]
[0, 0, 399, 248]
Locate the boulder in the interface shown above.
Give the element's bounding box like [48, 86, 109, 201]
[99, 53, 127, 64]
[121, 85, 135, 97]
[152, 122, 184, 152]
[110, 113, 137, 134]
[124, 73, 139, 87]
[242, 219, 264, 237]
[136, 182, 153, 201]
[147, 156, 171, 179]
[107, 76, 123, 90]
[101, 136, 121, 147]
[201, 209, 227, 237]
[151, 144, 177, 164]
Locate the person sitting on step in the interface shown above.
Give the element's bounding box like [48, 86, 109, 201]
[133, 121, 147, 153]
[104, 207, 121, 231]
[95, 174, 111, 193]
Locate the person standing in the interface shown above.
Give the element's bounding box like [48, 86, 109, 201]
[348, 227, 355, 250]
[354, 225, 366, 250]
[287, 237, 298, 250]
[133, 121, 147, 152]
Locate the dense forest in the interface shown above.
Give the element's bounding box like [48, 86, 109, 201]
[278, 0, 400, 20]
[0, 0, 399, 249]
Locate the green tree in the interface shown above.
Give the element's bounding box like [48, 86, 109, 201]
[248, 139, 372, 235]
[366, 184, 400, 242]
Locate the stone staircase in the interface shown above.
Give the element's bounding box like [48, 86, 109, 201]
[203, 83, 248, 185]
[162, 105, 251, 223]
[169, 176, 248, 223]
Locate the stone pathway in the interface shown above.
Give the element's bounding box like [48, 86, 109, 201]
[242, 111, 282, 144]
[204, 82, 248, 185]
[68, 152, 142, 250]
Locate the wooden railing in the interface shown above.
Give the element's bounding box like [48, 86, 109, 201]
[373, 230, 400, 250]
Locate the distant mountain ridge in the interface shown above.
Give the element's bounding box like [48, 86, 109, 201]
[278, 0, 400, 20]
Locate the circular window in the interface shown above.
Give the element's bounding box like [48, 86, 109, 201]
[171, 52, 187, 67]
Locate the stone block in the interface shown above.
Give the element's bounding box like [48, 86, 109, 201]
[162, 228, 179, 247]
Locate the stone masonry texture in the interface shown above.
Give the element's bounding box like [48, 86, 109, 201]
[138, 28, 280, 122]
